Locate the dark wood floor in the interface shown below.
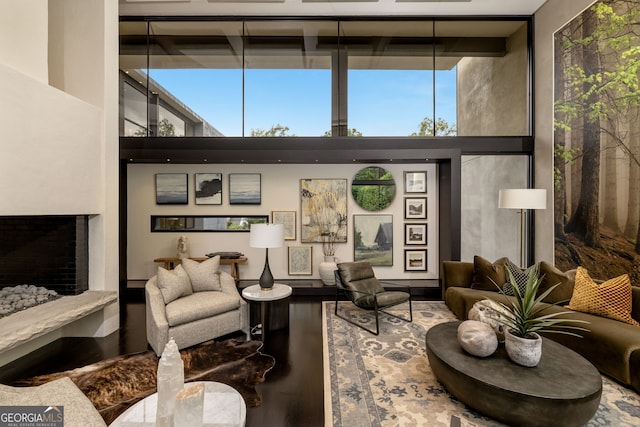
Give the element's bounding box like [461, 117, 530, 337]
[0, 295, 327, 427]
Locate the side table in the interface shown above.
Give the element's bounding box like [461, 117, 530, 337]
[109, 381, 246, 426]
[241, 283, 292, 341]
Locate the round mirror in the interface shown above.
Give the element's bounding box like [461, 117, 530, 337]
[351, 166, 396, 211]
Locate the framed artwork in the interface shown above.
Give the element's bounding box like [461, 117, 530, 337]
[155, 173, 188, 205]
[195, 173, 222, 205]
[404, 171, 427, 194]
[272, 210, 297, 241]
[404, 223, 427, 245]
[300, 178, 348, 244]
[405, 249, 427, 271]
[288, 246, 313, 275]
[229, 173, 261, 205]
[404, 197, 427, 219]
[353, 214, 393, 266]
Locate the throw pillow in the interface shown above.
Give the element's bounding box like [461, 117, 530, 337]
[182, 256, 222, 292]
[470, 256, 509, 292]
[566, 267, 639, 326]
[502, 260, 538, 297]
[537, 261, 576, 304]
[157, 264, 193, 304]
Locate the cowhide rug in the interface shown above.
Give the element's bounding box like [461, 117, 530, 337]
[15, 338, 274, 424]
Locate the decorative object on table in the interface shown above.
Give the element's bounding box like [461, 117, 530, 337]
[404, 222, 427, 245]
[300, 178, 348, 248]
[250, 223, 284, 289]
[353, 214, 393, 266]
[404, 197, 427, 219]
[457, 320, 498, 357]
[174, 382, 205, 427]
[156, 173, 188, 205]
[288, 246, 313, 276]
[156, 338, 184, 427]
[271, 210, 296, 240]
[498, 188, 547, 267]
[350, 166, 396, 211]
[468, 299, 509, 342]
[403, 171, 427, 194]
[229, 173, 261, 204]
[206, 251, 244, 259]
[176, 235, 190, 259]
[194, 173, 222, 205]
[404, 249, 427, 271]
[319, 255, 339, 285]
[485, 263, 589, 367]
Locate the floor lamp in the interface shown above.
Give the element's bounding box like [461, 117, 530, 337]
[498, 189, 547, 268]
[250, 223, 284, 290]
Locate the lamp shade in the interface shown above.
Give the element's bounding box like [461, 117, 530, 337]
[498, 189, 547, 210]
[249, 223, 284, 248]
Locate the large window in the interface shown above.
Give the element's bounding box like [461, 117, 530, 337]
[119, 18, 530, 137]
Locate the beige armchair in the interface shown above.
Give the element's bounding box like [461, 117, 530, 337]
[145, 264, 249, 356]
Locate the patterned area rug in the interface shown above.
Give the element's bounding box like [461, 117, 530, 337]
[323, 301, 640, 427]
[16, 338, 274, 424]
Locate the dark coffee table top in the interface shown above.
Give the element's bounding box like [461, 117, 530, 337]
[426, 321, 602, 427]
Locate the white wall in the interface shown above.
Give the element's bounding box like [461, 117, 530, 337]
[534, 0, 596, 262]
[128, 163, 438, 281]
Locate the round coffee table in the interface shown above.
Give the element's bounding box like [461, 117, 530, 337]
[426, 321, 602, 427]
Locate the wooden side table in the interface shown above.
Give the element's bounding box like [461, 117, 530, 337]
[153, 257, 247, 283]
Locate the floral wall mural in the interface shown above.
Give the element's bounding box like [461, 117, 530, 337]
[554, 0, 640, 282]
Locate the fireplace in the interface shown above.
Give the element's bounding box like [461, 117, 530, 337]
[0, 216, 89, 295]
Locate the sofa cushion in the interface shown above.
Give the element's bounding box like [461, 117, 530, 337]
[182, 256, 222, 292]
[567, 267, 640, 327]
[157, 265, 192, 304]
[165, 291, 240, 327]
[470, 256, 508, 292]
[503, 260, 537, 296]
[537, 262, 576, 304]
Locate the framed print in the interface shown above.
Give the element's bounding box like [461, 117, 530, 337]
[404, 223, 427, 245]
[288, 246, 313, 275]
[300, 178, 348, 244]
[405, 249, 427, 271]
[272, 210, 296, 241]
[404, 197, 427, 219]
[195, 173, 222, 205]
[404, 171, 427, 194]
[229, 173, 261, 205]
[155, 173, 188, 205]
[353, 214, 393, 266]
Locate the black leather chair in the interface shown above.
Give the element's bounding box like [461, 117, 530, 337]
[334, 261, 412, 335]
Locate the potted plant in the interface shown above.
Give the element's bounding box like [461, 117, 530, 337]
[487, 264, 589, 367]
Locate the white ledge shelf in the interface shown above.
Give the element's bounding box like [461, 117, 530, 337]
[0, 291, 118, 354]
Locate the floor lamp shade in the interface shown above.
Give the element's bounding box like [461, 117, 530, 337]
[250, 224, 284, 289]
[498, 189, 547, 268]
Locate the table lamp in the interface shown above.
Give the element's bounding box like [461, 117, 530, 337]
[498, 189, 547, 268]
[250, 223, 284, 289]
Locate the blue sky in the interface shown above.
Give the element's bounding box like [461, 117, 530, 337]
[150, 68, 457, 136]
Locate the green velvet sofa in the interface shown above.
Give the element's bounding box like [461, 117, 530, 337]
[442, 260, 640, 393]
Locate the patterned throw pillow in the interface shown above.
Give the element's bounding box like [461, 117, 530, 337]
[182, 256, 222, 292]
[157, 264, 193, 304]
[470, 256, 509, 292]
[566, 267, 639, 326]
[502, 260, 538, 297]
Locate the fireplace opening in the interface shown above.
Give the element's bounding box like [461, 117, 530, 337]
[0, 215, 89, 296]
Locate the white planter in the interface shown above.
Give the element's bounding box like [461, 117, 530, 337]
[504, 328, 542, 367]
[319, 256, 338, 286]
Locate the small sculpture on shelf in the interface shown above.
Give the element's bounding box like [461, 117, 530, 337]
[177, 235, 190, 259]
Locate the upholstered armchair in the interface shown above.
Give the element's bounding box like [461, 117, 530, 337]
[334, 261, 412, 335]
[145, 257, 249, 356]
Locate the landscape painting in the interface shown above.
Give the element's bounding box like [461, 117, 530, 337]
[353, 214, 393, 266]
[195, 173, 222, 205]
[229, 173, 261, 205]
[155, 173, 188, 205]
[554, 0, 640, 284]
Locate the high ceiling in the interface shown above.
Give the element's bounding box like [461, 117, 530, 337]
[119, 0, 548, 17]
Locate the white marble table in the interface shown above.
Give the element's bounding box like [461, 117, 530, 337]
[109, 381, 246, 427]
[241, 283, 292, 341]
